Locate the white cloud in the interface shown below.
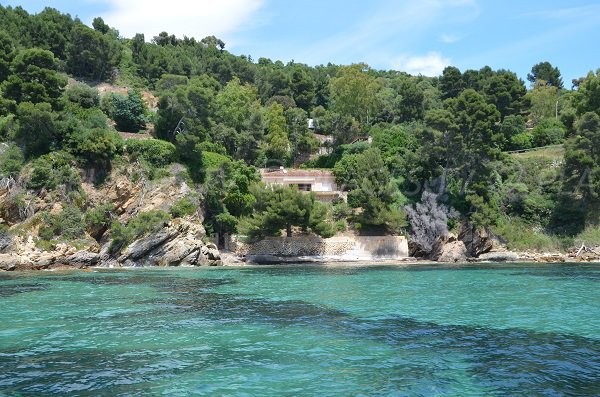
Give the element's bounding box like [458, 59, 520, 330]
[97, 0, 265, 46]
[440, 33, 460, 44]
[391, 52, 451, 76]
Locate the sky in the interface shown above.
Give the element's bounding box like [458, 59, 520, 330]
[3, 0, 600, 84]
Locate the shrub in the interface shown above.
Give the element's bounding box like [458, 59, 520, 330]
[170, 196, 197, 218]
[532, 118, 566, 147]
[65, 83, 100, 108]
[109, 210, 170, 253]
[26, 152, 81, 192]
[85, 202, 114, 238]
[103, 90, 147, 132]
[125, 138, 176, 167]
[203, 151, 231, 170]
[509, 132, 533, 151]
[39, 206, 85, 241]
[68, 128, 123, 167]
[0, 143, 24, 178]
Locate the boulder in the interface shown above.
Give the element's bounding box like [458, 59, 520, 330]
[458, 222, 505, 257]
[436, 238, 468, 263]
[477, 251, 519, 262]
[114, 219, 220, 267]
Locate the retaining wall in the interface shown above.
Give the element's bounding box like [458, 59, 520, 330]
[229, 235, 409, 260]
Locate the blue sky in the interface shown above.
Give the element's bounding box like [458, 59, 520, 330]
[3, 0, 600, 84]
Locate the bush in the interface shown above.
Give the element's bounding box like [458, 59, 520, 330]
[26, 152, 81, 192]
[39, 206, 85, 241]
[170, 196, 198, 218]
[125, 138, 176, 167]
[65, 83, 100, 108]
[68, 128, 123, 167]
[103, 90, 147, 132]
[203, 151, 231, 170]
[509, 132, 533, 151]
[0, 143, 24, 178]
[532, 118, 566, 147]
[109, 210, 170, 253]
[85, 202, 114, 238]
[492, 216, 569, 252]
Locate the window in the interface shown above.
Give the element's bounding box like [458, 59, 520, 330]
[296, 184, 312, 191]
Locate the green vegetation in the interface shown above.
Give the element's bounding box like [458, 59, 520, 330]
[109, 210, 171, 253]
[1, 3, 600, 252]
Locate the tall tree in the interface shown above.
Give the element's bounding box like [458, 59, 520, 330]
[527, 61, 563, 89]
[439, 66, 465, 99]
[2, 48, 66, 109]
[330, 63, 382, 125]
[66, 24, 121, 80]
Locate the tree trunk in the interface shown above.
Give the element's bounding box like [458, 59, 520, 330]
[286, 224, 292, 237]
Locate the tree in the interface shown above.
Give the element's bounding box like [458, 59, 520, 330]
[574, 69, 600, 116]
[214, 77, 260, 131]
[14, 102, 58, 157]
[92, 17, 110, 34]
[2, 48, 66, 109]
[330, 63, 382, 125]
[439, 66, 465, 99]
[527, 80, 559, 123]
[66, 24, 121, 80]
[527, 61, 563, 88]
[264, 103, 290, 161]
[242, 185, 334, 239]
[290, 65, 316, 110]
[0, 30, 15, 83]
[481, 70, 526, 119]
[104, 90, 147, 132]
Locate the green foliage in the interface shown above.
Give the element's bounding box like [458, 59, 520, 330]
[109, 210, 171, 253]
[26, 151, 80, 192]
[510, 133, 533, 151]
[170, 196, 198, 218]
[492, 216, 567, 252]
[14, 101, 58, 158]
[499, 115, 526, 150]
[104, 90, 147, 132]
[65, 82, 99, 108]
[241, 184, 334, 239]
[85, 202, 113, 238]
[1, 48, 66, 109]
[330, 64, 381, 125]
[0, 143, 24, 178]
[68, 128, 123, 167]
[264, 102, 290, 161]
[66, 24, 121, 80]
[125, 138, 176, 167]
[531, 118, 566, 147]
[39, 206, 85, 241]
[203, 151, 231, 170]
[527, 61, 563, 89]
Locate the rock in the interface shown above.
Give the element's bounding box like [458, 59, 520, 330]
[0, 254, 26, 271]
[113, 218, 220, 267]
[0, 233, 12, 253]
[436, 238, 468, 263]
[477, 251, 519, 262]
[61, 251, 100, 268]
[458, 222, 505, 257]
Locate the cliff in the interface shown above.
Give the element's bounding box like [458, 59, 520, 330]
[0, 163, 220, 271]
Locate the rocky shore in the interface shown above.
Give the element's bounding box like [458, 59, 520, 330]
[0, 165, 221, 271]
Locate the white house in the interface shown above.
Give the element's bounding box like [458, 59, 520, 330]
[260, 168, 343, 202]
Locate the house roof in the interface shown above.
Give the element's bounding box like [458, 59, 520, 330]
[260, 168, 334, 178]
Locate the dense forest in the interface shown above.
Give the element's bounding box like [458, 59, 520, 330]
[2, 5, 600, 256]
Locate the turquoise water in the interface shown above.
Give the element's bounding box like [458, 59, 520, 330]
[1, 263, 599, 396]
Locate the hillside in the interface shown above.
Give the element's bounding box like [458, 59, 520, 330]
[1, 4, 600, 268]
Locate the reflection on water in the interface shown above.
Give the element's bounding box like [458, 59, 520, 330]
[1, 265, 599, 396]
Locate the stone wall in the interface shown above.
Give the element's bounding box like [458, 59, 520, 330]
[228, 235, 409, 260]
